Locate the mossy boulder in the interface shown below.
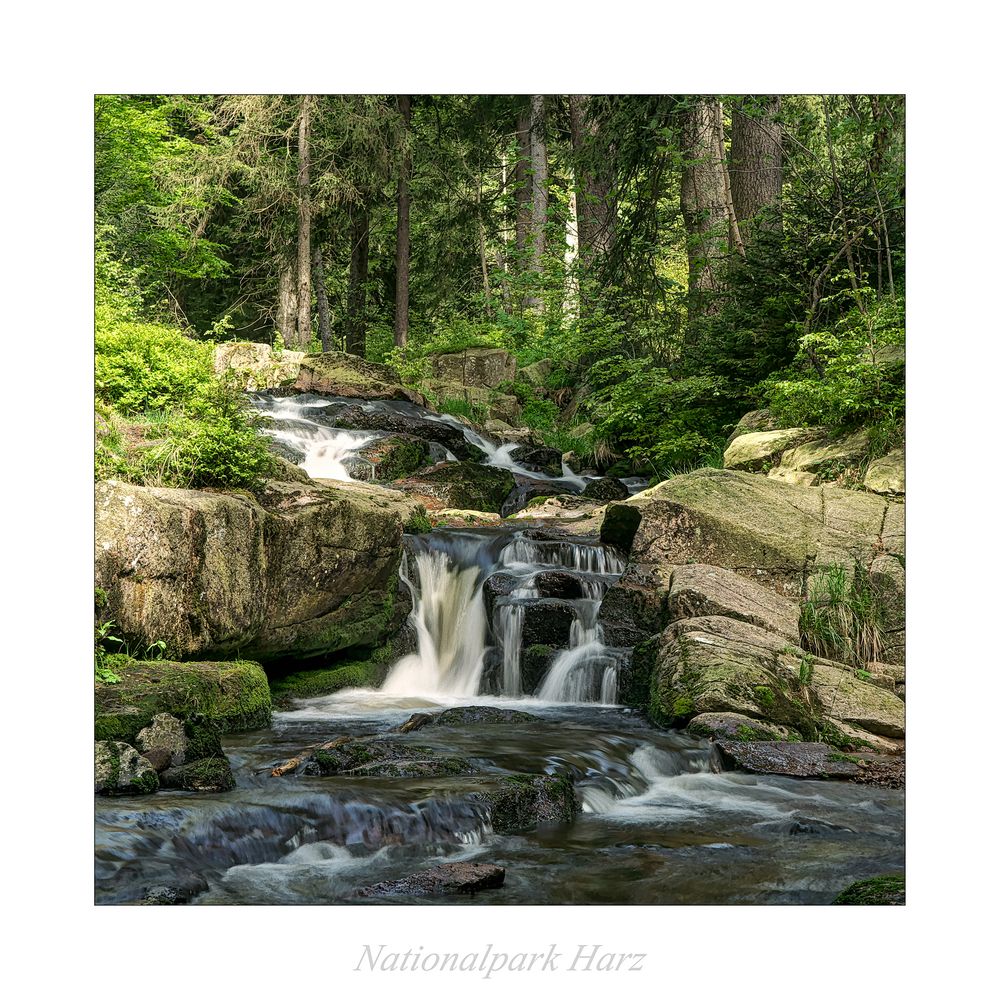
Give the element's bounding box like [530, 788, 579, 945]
[396, 461, 516, 514]
[472, 774, 579, 834]
[726, 408, 780, 444]
[213, 342, 303, 390]
[355, 435, 431, 482]
[778, 429, 871, 474]
[95, 740, 159, 796]
[864, 449, 905, 495]
[833, 874, 904, 905]
[95, 476, 407, 661]
[95, 659, 271, 743]
[597, 562, 673, 647]
[160, 757, 236, 792]
[723, 428, 821, 471]
[269, 641, 406, 706]
[294, 351, 427, 404]
[429, 348, 517, 389]
[601, 469, 904, 597]
[686, 712, 798, 742]
[520, 359, 552, 386]
[582, 476, 630, 502]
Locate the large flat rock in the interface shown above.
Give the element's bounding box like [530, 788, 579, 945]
[357, 862, 505, 898]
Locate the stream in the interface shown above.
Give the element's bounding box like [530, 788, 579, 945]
[94, 393, 904, 905]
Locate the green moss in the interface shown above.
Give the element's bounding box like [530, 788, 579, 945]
[95, 658, 271, 739]
[375, 438, 430, 481]
[474, 774, 579, 834]
[269, 642, 399, 706]
[671, 694, 695, 718]
[832, 874, 904, 905]
[130, 769, 160, 794]
[753, 685, 776, 707]
[404, 508, 433, 534]
[161, 757, 236, 792]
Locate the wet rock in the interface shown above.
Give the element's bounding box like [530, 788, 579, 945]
[394, 713, 435, 733]
[521, 645, 557, 694]
[356, 861, 506, 898]
[160, 757, 236, 793]
[303, 739, 477, 778]
[295, 352, 427, 404]
[95, 741, 159, 796]
[833, 874, 904, 905]
[431, 706, 543, 727]
[333, 404, 478, 459]
[141, 873, 210, 905]
[473, 774, 579, 834]
[686, 712, 798, 742]
[512, 445, 563, 477]
[667, 563, 801, 643]
[483, 572, 518, 619]
[532, 571, 584, 600]
[396, 462, 516, 514]
[582, 476, 630, 502]
[598, 562, 672, 647]
[500, 481, 564, 518]
[356, 435, 431, 481]
[715, 741, 862, 779]
[520, 598, 577, 648]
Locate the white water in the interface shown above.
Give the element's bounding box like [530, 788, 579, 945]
[254, 396, 377, 481]
[380, 531, 626, 704]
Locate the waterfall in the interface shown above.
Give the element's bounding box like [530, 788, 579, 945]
[379, 530, 626, 704]
[252, 395, 377, 482]
[381, 536, 492, 697]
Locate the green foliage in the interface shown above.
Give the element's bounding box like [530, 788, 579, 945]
[800, 562, 888, 667]
[96, 319, 276, 490]
[760, 295, 904, 429]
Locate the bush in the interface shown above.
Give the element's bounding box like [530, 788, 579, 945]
[760, 296, 904, 429]
[95, 321, 275, 490]
[96, 321, 214, 414]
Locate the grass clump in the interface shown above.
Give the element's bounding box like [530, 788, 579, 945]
[800, 562, 888, 667]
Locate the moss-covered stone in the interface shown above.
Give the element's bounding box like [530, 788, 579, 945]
[832, 873, 904, 905]
[396, 462, 516, 514]
[95, 740, 159, 796]
[95, 476, 409, 662]
[723, 428, 821, 472]
[95, 659, 271, 742]
[294, 351, 427, 403]
[302, 739, 478, 778]
[357, 435, 431, 482]
[160, 756, 236, 793]
[472, 774, 579, 834]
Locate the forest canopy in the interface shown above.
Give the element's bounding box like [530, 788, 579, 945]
[95, 94, 904, 480]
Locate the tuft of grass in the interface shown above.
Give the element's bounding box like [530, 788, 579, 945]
[800, 561, 888, 667]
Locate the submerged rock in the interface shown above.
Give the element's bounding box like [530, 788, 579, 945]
[356, 861, 505, 898]
[95, 741, 159, 796]
[473, 774, 579, 834]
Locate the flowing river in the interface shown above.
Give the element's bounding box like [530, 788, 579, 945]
[94, 394, 904, 905]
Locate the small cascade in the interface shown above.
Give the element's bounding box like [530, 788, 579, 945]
[252, 395, 377, 482]
[382, 533, 495, 697]
[378, 529, 626, 704]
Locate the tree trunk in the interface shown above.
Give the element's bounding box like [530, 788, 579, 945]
[730, 95, 783, 239]
[568, 94, 615, 264]
[514, 107, 531, 256]
[526, 94, 548, 310]
[394, 94, 411, 350]
[312, 244, 333, 352]
[680, 96, 729, 306]
[276, 259, 297, 342]
[295, 95, 313, 348]
[345, 206, 369, 357]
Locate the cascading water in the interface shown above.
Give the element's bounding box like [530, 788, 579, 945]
[379, 529, 627, 705]
[252, 394, 377, 481]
